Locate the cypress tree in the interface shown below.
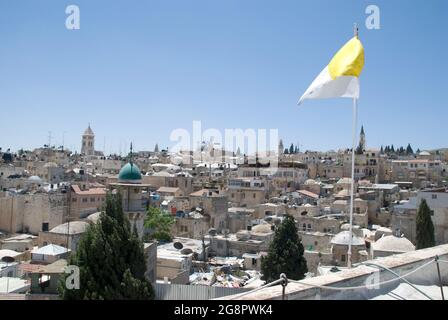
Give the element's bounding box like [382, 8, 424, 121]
[416, 198, 435, 249]
[261, 215, 307, 282]
[289, 143, 294, 154]
[406, 143, 414, 155]
[59, 192, 154, 300]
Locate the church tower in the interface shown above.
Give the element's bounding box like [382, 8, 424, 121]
[278, 139, 284, 155]
[81, 124, 95, 156]
[359, 125, 366, 150]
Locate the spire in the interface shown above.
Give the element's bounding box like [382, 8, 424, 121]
[360, 125, 365, 135]
[129, 142, 133, 164]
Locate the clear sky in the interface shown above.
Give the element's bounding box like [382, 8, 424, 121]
[1, 0, 447, 154]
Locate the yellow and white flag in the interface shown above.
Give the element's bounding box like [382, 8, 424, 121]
[298, 36, 364, 105]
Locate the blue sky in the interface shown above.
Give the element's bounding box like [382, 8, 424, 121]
[1, 0, 447, 154]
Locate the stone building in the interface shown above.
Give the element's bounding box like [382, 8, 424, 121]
[0, 192, 68, 235]
[38, 220, 90, 252]
[330, 231, 368, 266]
[69, 184, 106, 219]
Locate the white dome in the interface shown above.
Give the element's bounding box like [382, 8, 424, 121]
[419, 151, 431, 156]
[44, 162, 57, 168]
[304, 179, 317, 185]
[252, 224, 272, 234]
[373, 235, 415, 253]
[28, 176, 43, 184]
[331, 231, 365, 246]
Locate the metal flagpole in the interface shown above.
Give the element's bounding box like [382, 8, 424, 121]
[347, 23, 359, 268]
[347, 97, 357, 268]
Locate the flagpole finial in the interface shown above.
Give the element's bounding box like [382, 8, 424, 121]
[353, 23, 359, 38]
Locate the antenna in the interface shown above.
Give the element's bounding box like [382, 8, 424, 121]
[353, 23, 359, 38]
[48, 131, 52, 149]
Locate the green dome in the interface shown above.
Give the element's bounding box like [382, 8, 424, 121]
[118, 162, 142, 182]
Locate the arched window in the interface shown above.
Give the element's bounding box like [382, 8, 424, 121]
[302, 223, 306, 231]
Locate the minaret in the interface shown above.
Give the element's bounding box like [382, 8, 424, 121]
[81, 124, 95, 156]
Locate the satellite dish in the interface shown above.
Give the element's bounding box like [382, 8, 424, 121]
[208, 228, 217, 237]
[1, 256, 15, 263]
[173, 242, 183, 250]
[181, 248, 193, 255]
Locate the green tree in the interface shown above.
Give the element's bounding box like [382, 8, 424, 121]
[261, 215, 307, 282]
[59, 192, 154, 300]
[406, 143, 414, 155]
[416, 199, 435, 249]
[289, 143, 294, 154]
[144, 206, 175, 242]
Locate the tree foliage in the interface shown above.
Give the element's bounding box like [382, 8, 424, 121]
[144, 206, 175, 242]
[416, 198, 435, 249]
[59, 192, 154, 300]
[261, 215, 307, 282]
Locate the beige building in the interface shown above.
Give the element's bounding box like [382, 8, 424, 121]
[69, 184, 106, 219]
[38, 221, 90, 252]
[227, 178, 267, 207]
[330, 231, 368, 266]
[0, 192, 67, 235]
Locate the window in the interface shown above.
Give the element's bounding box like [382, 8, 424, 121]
[82, 198, 88, 203]
[432, 194, 437, 199]
[341, 254, 346, 262]
[253, 193, 256, 199]
[307, 224, 312, 231]
[90, 197, 95, 202]
[72, 198, 77, 202]
[302, 223, 306, 231]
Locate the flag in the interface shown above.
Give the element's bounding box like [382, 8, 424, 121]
[298, 36, 364, 105]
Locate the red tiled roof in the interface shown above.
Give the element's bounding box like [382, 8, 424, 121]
[298, 189, 319, 199]
[71, 185, 106, 195]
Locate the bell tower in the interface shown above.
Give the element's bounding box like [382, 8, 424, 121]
[81, 124, 95, 156]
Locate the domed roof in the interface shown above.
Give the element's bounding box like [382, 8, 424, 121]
[419, 151, 430, 156]
[50, 221, 89, 235]
[331, 231, 365, 246]
[373, 235, 415, 253]
[118, 162, 142, 182]
[337, 177, 352, 184]
[304, 179, 317, 185]
[44, 162, 57, 168]
[83, 125, 94, 136]
[252, 224, 272, 234]
[28, 175, 43, 184]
